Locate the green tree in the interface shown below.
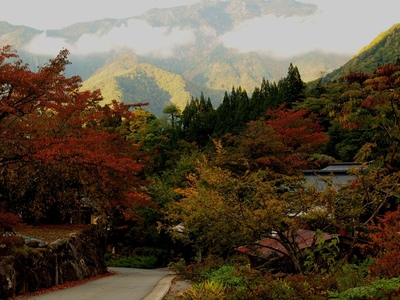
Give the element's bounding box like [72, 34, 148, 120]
[166, 159, 323, 273]
[279, 63, 306, 108]
[180, 92, 216, 147]
[163, 104, 181, 130]
[214, 87, 250, 136]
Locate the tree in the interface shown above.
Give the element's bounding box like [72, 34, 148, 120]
[163, 104, 181, 130]
[213, 108, 329, 176]
[249, 78, 281, 120]
[0, 46, 151, 224]
[364, 205, 400, 278]
[213, 119, 288, 174]
[339, 64, 400, 170]
[180, 93, 216, 147]
[166, 158, 323, 273]
[279, 63, 306, 108]
[214, 87, 250, 136]
[267, 108, 328, 153]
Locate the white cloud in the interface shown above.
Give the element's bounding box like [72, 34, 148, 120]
[0, 0, 200, 30]
[220, 15, 317, 58]
[10, 0, 400, 59]
[25, 19, 197, 57]
[24, 32, 74, 56]
[220, 0, 400, 58]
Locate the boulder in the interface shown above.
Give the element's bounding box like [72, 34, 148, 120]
[0, 225, 107, 299]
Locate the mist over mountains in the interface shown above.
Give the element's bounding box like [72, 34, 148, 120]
[0, 0, 398, 115]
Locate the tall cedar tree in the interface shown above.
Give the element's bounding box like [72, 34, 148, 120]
[180, 92, 216, 147]
[0, 46, 151, 224]
[214, 87, 250, 136]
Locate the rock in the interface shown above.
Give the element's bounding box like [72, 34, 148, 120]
[25, 240, 40, 248]
[0, 225, 107, 299]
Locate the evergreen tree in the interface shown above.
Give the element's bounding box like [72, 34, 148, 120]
[249, 78, 283, 120]
[234, 86, 250, 126]
[180, 92, 216, 147]
[280, 63, 306, 108]
[215, 87, 250, 136]
[249, 86, 263, 120]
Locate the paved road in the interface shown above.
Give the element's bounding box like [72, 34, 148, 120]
[20, 267, 175, 300]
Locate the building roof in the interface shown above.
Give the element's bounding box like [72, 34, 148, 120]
[236, 229, 335, 259]
[302, 162, 365, 191]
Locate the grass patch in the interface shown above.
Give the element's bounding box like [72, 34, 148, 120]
[106, 255, 158, 269]
[15, 224, 88, 243]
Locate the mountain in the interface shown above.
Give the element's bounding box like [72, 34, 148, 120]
[82, 52, 195, 115]
[323, 23, 400, 82]
[140, 0, 317, 36]
[0, 21, 40, 49]
[0, 0, 363, 115]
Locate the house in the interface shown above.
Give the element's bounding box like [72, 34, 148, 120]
[236, 229, 355, 273]
[236, 163, 364, 269]
[302, 162, 366, 191]
[236, 229, 336, 260]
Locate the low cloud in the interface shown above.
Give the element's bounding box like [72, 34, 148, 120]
[23, 0, 400, 59]
[220, 0, 400, 58]
[219, 15, 319, 58]
[25, 19, 196, 58]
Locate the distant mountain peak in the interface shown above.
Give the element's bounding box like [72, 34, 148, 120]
[139, 0, 317, 35]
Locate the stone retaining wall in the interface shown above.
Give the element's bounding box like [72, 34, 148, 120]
[0, 225, 107, 299]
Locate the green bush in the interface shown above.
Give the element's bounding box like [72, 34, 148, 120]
[106, 255, 158, 269]
[328, 277, 400, 299]
[206, 265, 245, 288]
[104, 252, 112, 262]
[180, 280, 226, 300]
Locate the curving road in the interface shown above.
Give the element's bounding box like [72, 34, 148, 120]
[19, 267, 175, 300]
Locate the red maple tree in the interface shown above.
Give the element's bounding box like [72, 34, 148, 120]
[266, 108, 329, 170]
[364, 205, 400, 278]
[0, 45, 151, 224]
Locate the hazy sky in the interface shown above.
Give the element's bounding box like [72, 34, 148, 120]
[0, 0, 200, 29]
[1, 0, 399, 58]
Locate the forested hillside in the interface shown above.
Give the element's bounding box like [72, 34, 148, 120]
[2, 15, 400, 299]
[81, 52, 194, 115]
[323, 23, 400, 82]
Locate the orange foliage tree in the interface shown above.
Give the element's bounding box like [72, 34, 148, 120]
[214, 108, 329, 175]
[0, 46, 151, 224]
[266, 108, 329, 156]
[217, 109, 329, 174]
[339, 64, 400, 170]
[364, 205, 400, 278]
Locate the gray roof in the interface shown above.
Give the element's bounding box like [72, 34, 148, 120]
[302, 162, 363, 191]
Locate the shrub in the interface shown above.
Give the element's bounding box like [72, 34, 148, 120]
[251, 276, 297, 300]
[180, 280, 226, 300]
[0, 236, 26, 256]
[106, 255, 158, 269]
[328, 277, 400, 299]
[206, 265, 245, 288]
[0, 202, 21, 232]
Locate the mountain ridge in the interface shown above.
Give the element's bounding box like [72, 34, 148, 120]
[0, 1, 398, 115]
[323, 23, 400, 82]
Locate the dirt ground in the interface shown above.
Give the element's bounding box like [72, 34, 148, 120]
[163, 277, 193, 300]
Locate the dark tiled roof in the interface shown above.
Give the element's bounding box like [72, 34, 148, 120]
[236, 229, 335, 259]
[302, 162, 366, 190]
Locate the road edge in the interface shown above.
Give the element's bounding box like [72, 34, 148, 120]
[142, 274, 176, 300]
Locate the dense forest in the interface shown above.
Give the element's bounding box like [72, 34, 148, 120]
[1, 45, 400, 299]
